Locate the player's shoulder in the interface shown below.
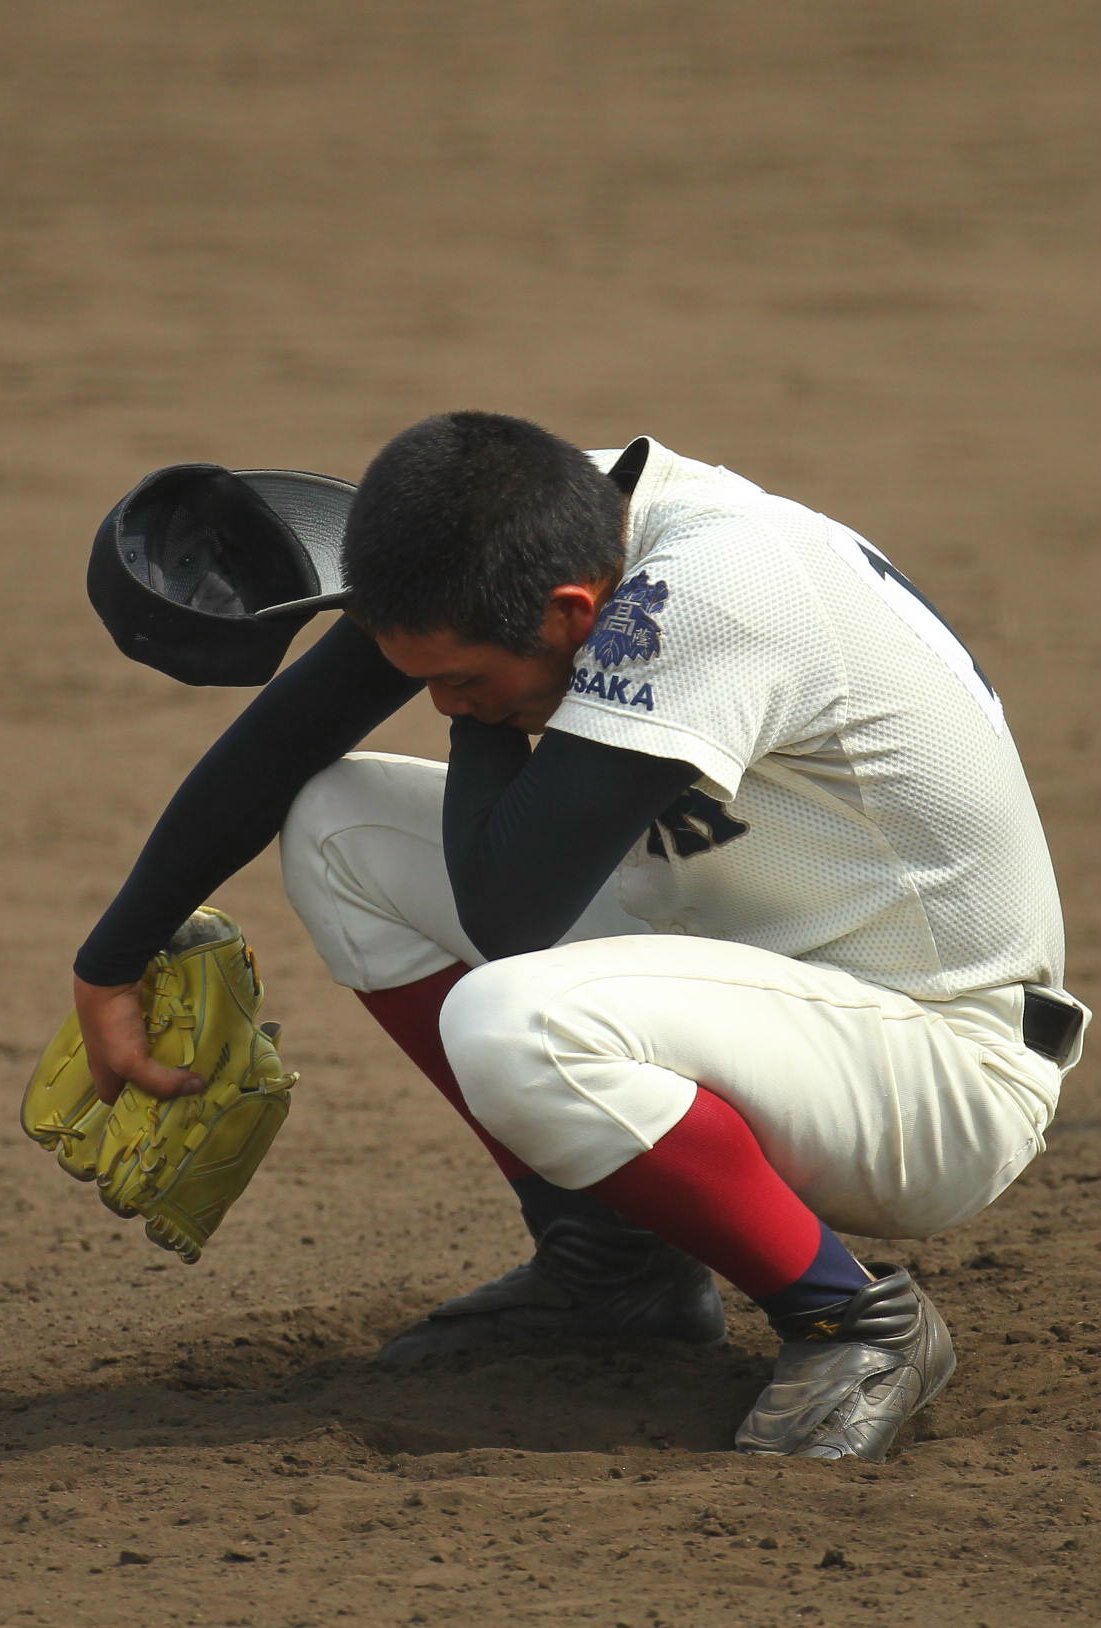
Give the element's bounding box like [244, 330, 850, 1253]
[605, 440, 829, 602]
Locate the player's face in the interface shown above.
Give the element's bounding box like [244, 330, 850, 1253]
[374, 585, 607, 733]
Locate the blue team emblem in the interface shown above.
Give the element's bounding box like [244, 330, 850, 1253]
[584, 571, 669, 670]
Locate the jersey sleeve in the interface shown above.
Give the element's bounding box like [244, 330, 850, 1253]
[548, 506, 848, 800]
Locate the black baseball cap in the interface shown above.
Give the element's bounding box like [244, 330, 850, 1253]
[87, 463, 356, 685]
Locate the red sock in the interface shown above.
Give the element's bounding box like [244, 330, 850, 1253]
[360, 978, 861, 1308]
[590, 1084, 829, 1300]
[357, 965, 528, 1181]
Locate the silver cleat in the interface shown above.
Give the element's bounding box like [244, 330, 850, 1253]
[736, 1267, 956, 1461]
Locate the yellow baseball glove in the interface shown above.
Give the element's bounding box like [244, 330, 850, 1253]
[22, 906, 297, 1263]
[19, 1004, 112, 1182]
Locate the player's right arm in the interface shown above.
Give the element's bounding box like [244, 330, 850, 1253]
[74, 616, 423, 1103]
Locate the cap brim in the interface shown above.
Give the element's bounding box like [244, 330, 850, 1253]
[235, 468, 356, 617]
[253, 586, 352, 619]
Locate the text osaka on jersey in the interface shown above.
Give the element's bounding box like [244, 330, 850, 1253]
[570, 668, 656, 710]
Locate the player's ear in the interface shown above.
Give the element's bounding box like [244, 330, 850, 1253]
[543, 583, 604, 648]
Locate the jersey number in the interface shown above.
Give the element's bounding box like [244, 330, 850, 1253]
[647, 788, 748, 861]
[845, 530, 1001, 726]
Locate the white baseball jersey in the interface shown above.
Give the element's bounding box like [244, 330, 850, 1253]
[547, 437, 1065, 1001]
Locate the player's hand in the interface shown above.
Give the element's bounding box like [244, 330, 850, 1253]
[73, 974, 205, 1105]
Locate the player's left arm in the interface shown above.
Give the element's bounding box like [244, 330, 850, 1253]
[442, 718, 696, 959]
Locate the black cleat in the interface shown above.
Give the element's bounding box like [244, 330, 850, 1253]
[377, 1214, 727, 1365]
[735, 1266, 956, 1461]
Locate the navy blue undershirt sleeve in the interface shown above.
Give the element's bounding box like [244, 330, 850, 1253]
[75, 616, 423, 986]
[442, 718, 698, 960]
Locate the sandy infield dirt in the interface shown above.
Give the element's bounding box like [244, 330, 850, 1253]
[2, 3, 1099, 1624]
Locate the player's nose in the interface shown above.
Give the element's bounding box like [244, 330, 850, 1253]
[427, 681, 473, 718]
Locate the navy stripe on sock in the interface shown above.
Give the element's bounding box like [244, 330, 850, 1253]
[510, 1172, 617, 1234]
[755, 1222, 869, 1321]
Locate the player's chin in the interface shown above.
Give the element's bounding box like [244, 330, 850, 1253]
[494, 690, 565, 733]
[505, 710, 553, 735]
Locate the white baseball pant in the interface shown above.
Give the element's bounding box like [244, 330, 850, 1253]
[281, 751, 1068, 1240]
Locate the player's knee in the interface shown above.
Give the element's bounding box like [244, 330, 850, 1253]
[440, 962, 547, 1150]
[280, 762, 352, 927]
[281, 757, 367, 868]
[281, 753, 416, 906]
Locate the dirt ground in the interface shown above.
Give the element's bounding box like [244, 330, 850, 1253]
[2, 2, 1100, 1624]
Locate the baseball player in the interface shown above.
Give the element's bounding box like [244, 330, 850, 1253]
[73, 412, 1089, 1461]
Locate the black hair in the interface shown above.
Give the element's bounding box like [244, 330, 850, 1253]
[341, 411, 626, 653]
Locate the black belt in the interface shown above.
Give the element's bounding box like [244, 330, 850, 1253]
[1023, 989, 1083, 1065]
